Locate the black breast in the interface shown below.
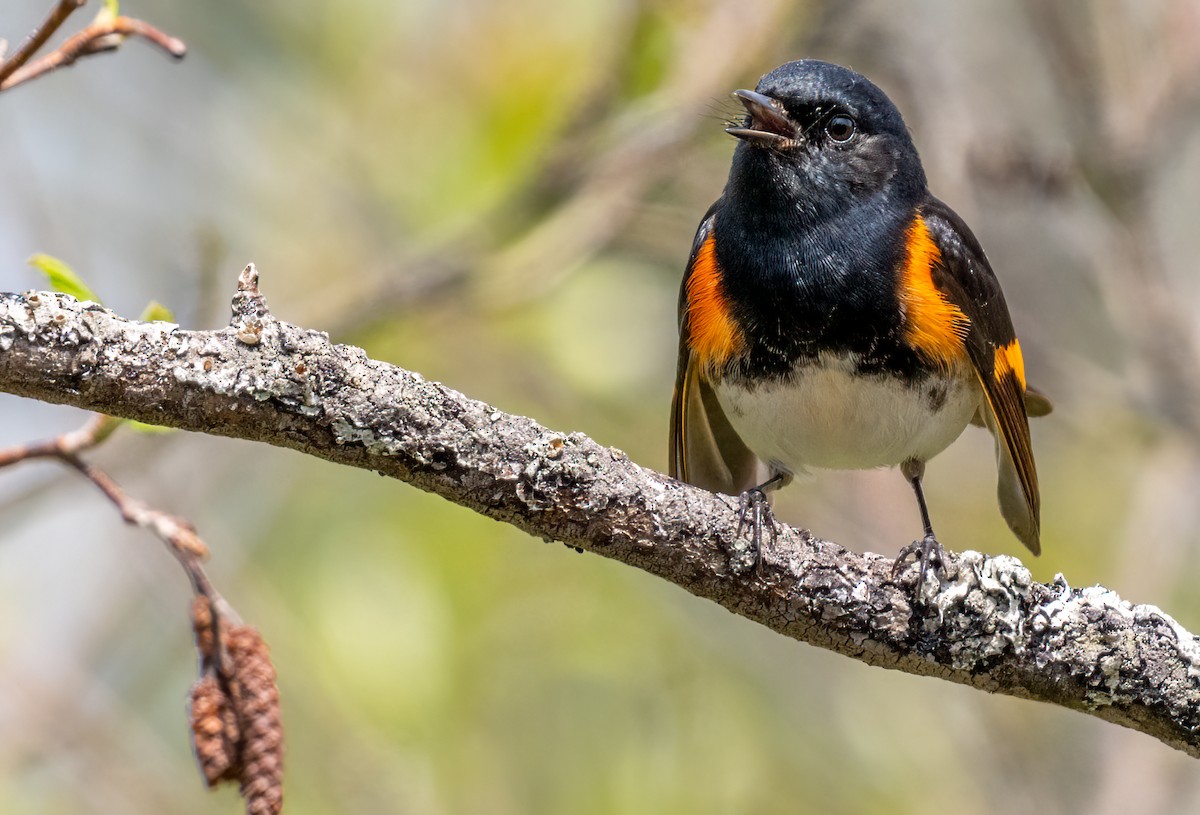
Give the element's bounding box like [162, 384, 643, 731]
[713, 182, 927, 382]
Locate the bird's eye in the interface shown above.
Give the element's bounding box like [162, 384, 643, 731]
[825, 115, 856, 143]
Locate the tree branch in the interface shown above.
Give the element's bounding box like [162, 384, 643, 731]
[2, 267, 1199, 758]
[0, 9, 186, 93]
[0, 0, 86, 85]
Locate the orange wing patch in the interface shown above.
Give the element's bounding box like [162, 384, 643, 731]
[898, 215, 970, 367]
[993, 340, 1027, 390]
[685, 232, 744, 370]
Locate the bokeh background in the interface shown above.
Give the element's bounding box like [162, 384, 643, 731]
[3, 1, 1200, 812]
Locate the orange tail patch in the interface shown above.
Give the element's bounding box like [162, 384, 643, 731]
[898, 215, 970, 367]
[993, 340, 1027, 390]
[686, 233, 744, 370]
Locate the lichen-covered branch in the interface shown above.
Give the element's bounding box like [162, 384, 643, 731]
[2, 267, 1199, 758]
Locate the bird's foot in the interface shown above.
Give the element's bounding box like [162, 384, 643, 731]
[891, 533, 946, 601]
[735, 488, 778, 574]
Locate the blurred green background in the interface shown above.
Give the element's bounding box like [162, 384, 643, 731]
[3, 0, 1200, 812]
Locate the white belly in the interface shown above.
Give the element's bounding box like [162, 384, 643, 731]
[714, 354, 980, 475]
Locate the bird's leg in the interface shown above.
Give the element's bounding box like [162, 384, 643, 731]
[736, 473, 788, 573]
[891, 459, 946, 598]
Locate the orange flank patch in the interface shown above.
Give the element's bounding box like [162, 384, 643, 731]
[993, 340, 1027, 390]
[686, 233, 744, 370]
[898, 215, 970, 367]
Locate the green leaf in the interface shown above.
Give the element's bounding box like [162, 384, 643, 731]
[27, 254, 101, 304]
[126, 420, 176, 435]
[94, 414, 175, 436]
[96, 0, 119, 24]
[92, 415, 125, 444]
[138, 300, 176, 323]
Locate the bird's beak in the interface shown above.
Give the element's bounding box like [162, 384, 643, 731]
[726, 89, 796, 146]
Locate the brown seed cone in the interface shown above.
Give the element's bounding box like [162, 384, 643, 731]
[191, 595, 217, 661]
[226, 625, 284, 815]
[188, 675, 240, 786]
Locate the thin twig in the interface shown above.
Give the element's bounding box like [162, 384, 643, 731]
[0, 0, 87, 85]
[62, 454, 212, 569]
[0, 413, 212, 582]
[0, 15, 186, 93]
[0, 436, 59, 466]
[0, 411, 114, 466]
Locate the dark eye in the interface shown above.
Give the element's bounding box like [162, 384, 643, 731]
[825, 115, 856, 143]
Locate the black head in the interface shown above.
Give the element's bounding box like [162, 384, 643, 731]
[726, 60, 926, 216]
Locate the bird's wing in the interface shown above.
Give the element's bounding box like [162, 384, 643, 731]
[921, 198, 1046, 554]
[669, 203, 769, 496]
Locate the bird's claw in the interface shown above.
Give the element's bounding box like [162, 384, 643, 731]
[891, 533, 946, 600]
[736, 488, 777, 574]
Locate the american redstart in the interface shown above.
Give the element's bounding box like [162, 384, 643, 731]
[669, 60, 1050, 591]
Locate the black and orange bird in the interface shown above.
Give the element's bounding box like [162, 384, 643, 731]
[669, 60, 1050, 589]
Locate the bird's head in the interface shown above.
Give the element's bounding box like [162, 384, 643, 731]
[726, 60, 927, 207]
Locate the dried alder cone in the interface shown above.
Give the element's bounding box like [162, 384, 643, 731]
[189, 596, 284, 815]
[227, 627, 285, 815]
[190, 675, 239, 786]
